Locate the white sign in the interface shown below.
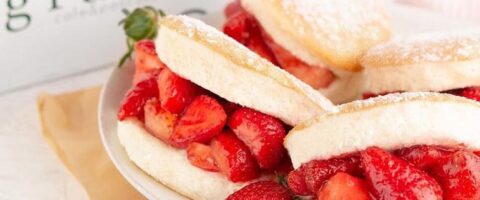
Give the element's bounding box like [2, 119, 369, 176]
[0, 0, 227, 93]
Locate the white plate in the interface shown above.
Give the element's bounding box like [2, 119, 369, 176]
[98, 2, 479, 199]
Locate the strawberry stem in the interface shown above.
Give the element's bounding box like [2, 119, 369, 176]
[117, 6, 165, 67]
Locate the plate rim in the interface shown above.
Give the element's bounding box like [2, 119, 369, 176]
[98, 63, 158, 200]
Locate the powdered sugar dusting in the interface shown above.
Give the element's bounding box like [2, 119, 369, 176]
[169, 15, 263, 67]
[280, 0, 389, 48]
[174, 15, 219, 43]
[363, 30, 480, 66]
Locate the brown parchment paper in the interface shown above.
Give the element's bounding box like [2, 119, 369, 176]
[37, 86, 145, 200]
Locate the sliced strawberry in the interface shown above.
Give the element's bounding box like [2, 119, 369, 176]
[118, 71, 160, 121]
[133, 40, 166, 84]
[287, 165, 311, 196]
[304, 154, 362, 194]
[224, 0, 242, 18]
[170, 95, 226, 148]
[223, 10, 254, 45]
[246, 30, 278, 65]
[261, 31, 335, 89]
[227, 181, 292, 200]
[186, 142, 219, 172]
[144, 98, 177, 142]
[317, 172, 371, 200]
[361, 147, 443, 200]
[228, 108, 286, 169]
[431, 150, 480, 200]
[157, 68, 204, 114]
[394, 145, 458, 170]
[458, 87, 480, 102]
[210, 130, 259, 182]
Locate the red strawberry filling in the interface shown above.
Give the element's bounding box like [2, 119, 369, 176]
[118, 40, 290, 184]
[363, 86, 480, 102]
[228, 107, 287, 170]
[222, 1, 336, 90]
[287, 145, 480, 200]
[133, 40, 166, 84]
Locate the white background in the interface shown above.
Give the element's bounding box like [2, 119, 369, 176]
[0, 0, 225, 94]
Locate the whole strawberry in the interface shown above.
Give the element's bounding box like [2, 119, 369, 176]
[227, 181, 292, 200]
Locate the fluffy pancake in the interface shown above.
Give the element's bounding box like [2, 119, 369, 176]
[118, 120, 247, 200]
[285, 92, 480, 168]
[242, 0, 391, 72]
[361, 31, 480, 93]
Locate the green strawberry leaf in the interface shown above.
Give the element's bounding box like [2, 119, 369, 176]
[118, 6, 165, 67]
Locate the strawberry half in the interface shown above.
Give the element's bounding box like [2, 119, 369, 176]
[133, 40, 166, 84]
[361, 147, 443, 200]
[228, 107, 286, 169]
[227, 181, 292, 200]
[223, 10, 254, 45]
[317, 172, 371, 200]
[210, 130, 259, 182]
[170, 95, 227, 148]
[157, 68, 204, 114]
[431, 150, 480, 200]
[186, 142, 219, 172]
[118, 70, 160, 121]
[144, 98, 177, 142]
